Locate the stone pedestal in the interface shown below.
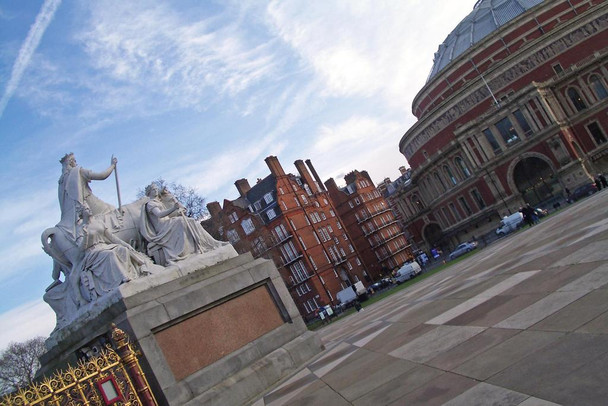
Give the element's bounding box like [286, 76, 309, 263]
[39, 250, 323, 405]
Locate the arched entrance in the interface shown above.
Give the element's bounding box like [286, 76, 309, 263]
[423, 223, 443, 247]
[512, 156, 561, 206]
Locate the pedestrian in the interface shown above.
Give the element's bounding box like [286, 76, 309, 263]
[600, 173, 608, 188]
[594, 175, 602, 191]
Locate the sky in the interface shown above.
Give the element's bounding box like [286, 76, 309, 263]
[0, 0, 478, 350]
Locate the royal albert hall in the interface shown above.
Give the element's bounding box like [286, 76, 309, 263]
[396, 0, 608, 251]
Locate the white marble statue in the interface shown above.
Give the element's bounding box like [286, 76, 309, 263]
[139, 183, 228, 266]
[75, 204, 160, 302]
[42, 155, 232, 333]
[57, 153, 117, 241]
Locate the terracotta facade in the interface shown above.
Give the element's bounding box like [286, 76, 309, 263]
[204, 157, 369, 320]
[392, 0, 608, 253]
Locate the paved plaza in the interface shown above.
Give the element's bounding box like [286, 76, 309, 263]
[254, 190, 608, 405]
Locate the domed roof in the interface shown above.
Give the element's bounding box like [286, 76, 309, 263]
[427, 0, 544, 82]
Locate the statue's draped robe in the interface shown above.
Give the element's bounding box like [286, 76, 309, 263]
[140, 199, 225, 264]
[57, 166, 116, 241]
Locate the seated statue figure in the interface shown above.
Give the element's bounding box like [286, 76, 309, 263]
[75, 204, 160, 302]
[45, 203, 160, 328]
[140, 183, 227, 266]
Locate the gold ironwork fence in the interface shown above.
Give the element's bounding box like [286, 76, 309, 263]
[1, 324, 157, 406]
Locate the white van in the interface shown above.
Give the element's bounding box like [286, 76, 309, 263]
[394, 261, 422, 284]
[496, 212, 524, 236]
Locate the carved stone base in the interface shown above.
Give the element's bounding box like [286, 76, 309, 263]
[39, 251, 323, 406]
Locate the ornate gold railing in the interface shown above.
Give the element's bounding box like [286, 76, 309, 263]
[1, 324, 157, 406]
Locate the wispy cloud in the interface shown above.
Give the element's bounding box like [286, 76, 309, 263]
[0, 300, 55, 350]
[76, 1, 280, 115]
[0, 0, 61, 118]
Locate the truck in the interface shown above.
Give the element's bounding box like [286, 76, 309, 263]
[496, 212, 524, 236]
[336, 281, 367, 306]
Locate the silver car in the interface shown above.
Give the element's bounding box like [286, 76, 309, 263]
[448, 242, 476, 260]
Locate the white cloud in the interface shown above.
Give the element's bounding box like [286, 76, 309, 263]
[0, 0, 61, 117]
[0, 300, 55, 351]
[265, 0, 477, 110]
[76, 1, 280, 114]
[308, 115, 412, 185]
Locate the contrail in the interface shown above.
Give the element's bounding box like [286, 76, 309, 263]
[0, 0, 62, 118]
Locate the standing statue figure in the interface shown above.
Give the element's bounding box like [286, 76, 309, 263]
[57, 153, 117, 241]
[140, 183, 227, 266]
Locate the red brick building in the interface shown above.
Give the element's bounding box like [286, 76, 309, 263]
[395, 0, 608, 253]
[325, 170, 413, 278]
[204, 156, 369, 320]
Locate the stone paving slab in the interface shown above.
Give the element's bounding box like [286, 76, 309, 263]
[441, 382, 529, 406]
[253, 192, 608, 405]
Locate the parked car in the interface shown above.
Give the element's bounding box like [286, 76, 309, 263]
[448, 242, 477, 260]
[367, 278, 393, 294]
[570, 182, 598, 202]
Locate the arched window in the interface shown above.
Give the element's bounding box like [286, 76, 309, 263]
[455, 157, 471, 178]
[411, 195, 424, 210]
[589, 75, 608, 100]
[567, 87, 587, 111]
[434, 172, 446, 191]
[444, 165, 457, 185]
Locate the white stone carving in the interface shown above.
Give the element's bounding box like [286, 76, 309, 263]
[42, 155, 235, 333]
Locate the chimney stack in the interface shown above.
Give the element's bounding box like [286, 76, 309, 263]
[234, 178, 251, 197]
[305, 159, 325, 192]
[207, 201, 222, 218]
[294, 160, 316, 192]
[399, 166, 407, 175]
[265, 156, 286, 176]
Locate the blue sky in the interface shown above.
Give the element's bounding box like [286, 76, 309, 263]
[0, 0, 476, 348]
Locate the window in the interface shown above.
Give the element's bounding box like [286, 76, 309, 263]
[589, 75, 608, 100]
[455, 157, 471, 178]
[483, 128, 501, 154]
[587, 122, 607, 145]
[567, 88, 587, 111]
[552, 63, 563, 74]
[290, 261, 309, 283]
[254, 201, 262, 211]
[241, 218, 255, 235]
[278, 187, 284, 195]
[264, 192, 273, 204]
[434, 172, 446, 191]
[226, 229, 240, 244]
[228, 212, 238, 224]
[471, 189, 486, 209]
[274, 224, 289, 241]
[513, 109, 532, 136]
[449, 203, 461, 221]
[444, 165, 457, 185]
[495, 117, 520, 145]
[458, 197, 472, 216]
[267, 208, 276, 220]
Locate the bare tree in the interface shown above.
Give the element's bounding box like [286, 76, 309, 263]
[0, 337, 46, 395]
[138, 178, 208, 220]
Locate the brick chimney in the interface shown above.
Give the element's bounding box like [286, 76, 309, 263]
[294, 160, 316, 191]
[234, 178, 251, 198]
[399, 166, 407, 175]
[207, 201, 222, 218]
[324, 177, 339, 193]
[265, 156, 286, 176]
[305, 159, 325, 192]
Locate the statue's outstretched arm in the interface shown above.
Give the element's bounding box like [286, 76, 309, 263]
[83, 156, 117, 181]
